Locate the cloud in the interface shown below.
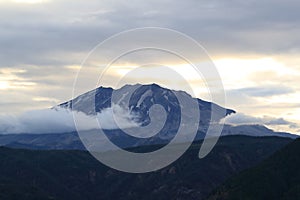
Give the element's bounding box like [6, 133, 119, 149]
[223, 113, 299, 133]
[265, 118, 291, 126]
[223, 113, 264, 125]
[0, 106, 140, 134]
[95, 104, 141, 130]
[1, 0, 300, 67]
[229, 85, 294, 97]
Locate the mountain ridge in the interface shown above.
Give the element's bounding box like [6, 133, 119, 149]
[207, 137, 300, 200]
[58, 83, 236, 118]
[0, 135, 293, 200]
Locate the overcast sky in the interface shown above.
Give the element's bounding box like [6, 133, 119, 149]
[0, 0, 299, 134]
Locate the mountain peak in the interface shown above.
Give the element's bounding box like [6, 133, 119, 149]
[58, 83, 235, 131]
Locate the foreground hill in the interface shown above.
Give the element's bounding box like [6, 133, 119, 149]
[0, 136, 293, 200]
[208, 138, 300, 200]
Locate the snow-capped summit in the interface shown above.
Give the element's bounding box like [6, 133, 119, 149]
[58, 83, 235, 129]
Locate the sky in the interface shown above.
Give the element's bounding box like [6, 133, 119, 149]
[0, 0, 299, 134]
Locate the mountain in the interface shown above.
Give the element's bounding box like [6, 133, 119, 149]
[207, 138, 300, 200]
[58, 83, 235, 127]
[0, 84, 296, 150]
[57, 83, 237, 149]
[0, 136, 293, 200]
[55, 83, 296, 148]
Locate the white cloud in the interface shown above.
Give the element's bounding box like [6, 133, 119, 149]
[223, 113, 300, 134]
[95, 104, 141, 130]
[0, 106, 140, 134]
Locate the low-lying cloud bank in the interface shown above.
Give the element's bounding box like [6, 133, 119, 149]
[0, 105, 140, 134]
[223, 113, 299, 133]
[1, 106, 298, 135]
